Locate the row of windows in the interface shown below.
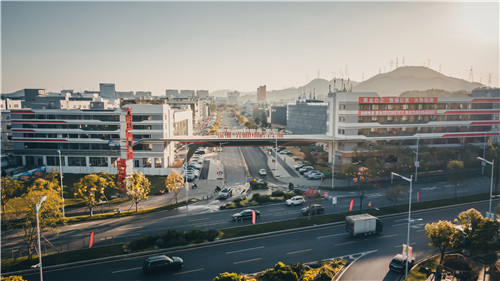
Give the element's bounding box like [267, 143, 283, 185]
[352, 103, 492, 111]
[24, 143, 119, 150]
[356, 114, 493, 123]
[351, 126, 490, 136]
[20, 114, 120, 121]
[20, 133, 120, 139]
[45, 156, 163, 168]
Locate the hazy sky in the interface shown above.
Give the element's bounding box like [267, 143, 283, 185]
[1, 1, 499, 95]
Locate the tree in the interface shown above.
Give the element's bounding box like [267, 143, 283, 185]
[95, 172, 117, 198]
[18, 189, 62, 260]
[212, 272, 242, 281]
[425, 220, 461, 264]
[165, 170, 184, 204]
[352, 158, 384, 213]
[1, 276, 26, 281]
[384, 184, 406, 206]
[447, 160, 466, 197]
[29, 178, 59, 192]
[303, 188, 321, 220]
[471, 218, 500, 254]
[1, 177, 23, 213]
[341, 163, 358, 188]
[127, 172, 151, 212]
[455, 208, 484, 244]
[73, 174, 111, 216]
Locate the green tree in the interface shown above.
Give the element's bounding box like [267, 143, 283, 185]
[73, 174, 111, 216]
[1, 177, 23, 213]
[127, 172, 151, 212]
[341, 163, 358, 188]
[384, 184, 407, 206]
[352, 158, 384, 213]
[18, 189, 62, 260]
[95, 172, 117, 198]
[212, 272, 242, 281]
[165, 170, 184, 204]
[447, 160, 466, 197]
[425, 220, 460, 264]
[454, 208, 484, 244]
[470, 218, 499, 254]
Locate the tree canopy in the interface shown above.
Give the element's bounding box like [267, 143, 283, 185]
[73, 174, 113, 216]
[447, 160, 466, 197]
[165, 170, 184, 204]
[1, 176, 23, 213]
[127, 171, 151, 212]
[425, 220, 461, 264]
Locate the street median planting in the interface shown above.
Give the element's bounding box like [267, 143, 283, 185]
[219, 191, 298, 210]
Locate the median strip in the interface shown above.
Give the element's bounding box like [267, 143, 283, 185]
[233, 258, 262, 264]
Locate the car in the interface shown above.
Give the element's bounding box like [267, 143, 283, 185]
[293, 163, 304, 170]
[307, 173, 324, 180]
[142, 255, 183, 273]
[286, 196, 305, 206]
[389, 254, 415, 273]
[301, 204, 325, 216]
[299, 166, 314, 174]
[303, 170, 319, 177]
[194, 150, 206, 155]
[232, 209, 261, 220]
[258, 169, 267, 176]
[219, 188, 233, 199]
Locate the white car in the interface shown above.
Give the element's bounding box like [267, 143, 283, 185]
[258, 169, 267, 176]
[286, 196, 305, 206]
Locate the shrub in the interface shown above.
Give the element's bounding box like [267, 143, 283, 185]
[155, 238, 164, 248]
[126, 235, 157, 251]
[271, 190, 285, 197]
[284, 192, 296, 200]
[213, 272, 243, 281]
[251, 194, 271, 204]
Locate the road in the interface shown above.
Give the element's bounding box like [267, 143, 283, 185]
[16, 201, 491, 281]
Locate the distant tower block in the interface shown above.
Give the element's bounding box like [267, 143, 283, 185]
[257, 85, 267, 102]
[427, 59, 431, 68]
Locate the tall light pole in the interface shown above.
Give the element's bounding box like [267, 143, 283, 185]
[36, 195, 47, 281]
[219, 142, 228, 187]
[275, 136, 278, 177]
[413, 138, 419, 183]
[477, 157, 494, 216]
[331, 140, 335, 190]
[391, 172, 413, 281]
[57, 150, 65, 218]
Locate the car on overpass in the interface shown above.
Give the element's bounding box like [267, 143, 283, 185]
[258, 169, 267, 176]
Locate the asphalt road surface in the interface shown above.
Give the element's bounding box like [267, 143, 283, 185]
[16, 201, 491, 281]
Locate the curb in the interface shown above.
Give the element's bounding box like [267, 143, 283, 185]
[238, 147, 250, 178]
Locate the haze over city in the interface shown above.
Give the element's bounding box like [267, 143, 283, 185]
[2, 1, 499, 95]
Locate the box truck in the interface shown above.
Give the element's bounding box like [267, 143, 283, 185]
[345, 214, 383, 236]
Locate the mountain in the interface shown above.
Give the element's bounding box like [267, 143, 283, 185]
[352, 66, 483, 96]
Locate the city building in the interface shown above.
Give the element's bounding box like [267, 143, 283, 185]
[257, 85, 266, 102]
[287, 98, 328, 135]
[227, 91, 240, 104]
[99, 83, 116, 99]
[326, 90, 500, 165]
[270, 105, 287, 129]
[6, 100, 192, 175]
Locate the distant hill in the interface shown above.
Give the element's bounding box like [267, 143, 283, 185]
[353, 66, 483, 96]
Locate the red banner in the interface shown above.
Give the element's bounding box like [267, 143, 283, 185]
[252, 210, 256, 225]
[359, 110, 437, 116]
[359, 97, 437, 104]
[417, 191, 419, 202]
[348, 199, 354, 212]
[89, 231, 95, 248]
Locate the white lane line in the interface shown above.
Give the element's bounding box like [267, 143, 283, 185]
[118, 226, 143, 230]
[226, 246, 265, 254]
[112, 266, 142, 274]
[335, 241, 356, 247]
[174, 268, 205, 275]
[379, 234, 399, 239]
[317, 233, 348, 239]
[233, 258, 262, 264]
[392, 223, 410, 227]
[287, 249, 312, 255]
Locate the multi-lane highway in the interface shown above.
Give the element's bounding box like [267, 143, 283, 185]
[15, 201, 491, 281]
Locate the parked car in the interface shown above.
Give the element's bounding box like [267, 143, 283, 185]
[303, 170, 319, 177]
[258, 169, 267, 176]
[301, 204, 325, 216]
[389, 254, 415, 273]
[142, 255, 183, 274]
[232, 209, 261, 220]
[299, 166, 314, 174]
[286, 196, 305, 206]
[219, 188, 233, 199]
[194, 150, 206, 155]
[293, 163, 304, 170]
[307, 173, 324, 180]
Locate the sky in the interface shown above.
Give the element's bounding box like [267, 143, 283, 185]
[1, 1, 499, 95]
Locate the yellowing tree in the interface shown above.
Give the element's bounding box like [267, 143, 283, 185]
[425, 220, 460, 264]
[127, 172, 151, 212]
[165, 170, 184, 204]
[1, 176, 23, 213]
[73, 174, 110, 216]
[447, 160, 466, 198]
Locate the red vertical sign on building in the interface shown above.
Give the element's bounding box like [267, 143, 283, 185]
[117, 108, 133, 192]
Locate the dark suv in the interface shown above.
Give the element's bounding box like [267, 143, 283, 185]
[142, 255, 183, 274]
[389, 254, 414, 273]
[301, 204, 325, 216]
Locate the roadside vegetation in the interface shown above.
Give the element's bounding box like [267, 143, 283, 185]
[219, 190, 301, 210]
[213, 259, 346, 281]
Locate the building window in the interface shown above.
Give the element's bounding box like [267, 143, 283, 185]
[371, 116, 378, 121]
[143, 158, 152, 168]
[155, 158, 162, 168]
[134, 160, 140, 168]
[46, 156, 65, 166]
[89, 157, 108, 167]
[372, 104, 379, 110]
[68, 157, 86, 166]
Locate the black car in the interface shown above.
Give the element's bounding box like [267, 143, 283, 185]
[232, 209, 261, 220]
[389, 254, 414, 273]
[142, 255, 183, 274]
[301, 204, 325, 216]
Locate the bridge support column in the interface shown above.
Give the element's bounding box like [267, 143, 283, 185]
[328, 141, 334, 165]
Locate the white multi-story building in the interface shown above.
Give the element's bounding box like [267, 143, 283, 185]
[7, 100, 192, 175]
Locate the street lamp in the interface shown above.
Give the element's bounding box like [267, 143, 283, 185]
[57, 150, 65, 218]
[413, 138, 419, 183]
[477, 157, 494, 216]
[36, 195, 47, 281]
[219, 142, 229, 187]
[391, 172, 413, 281]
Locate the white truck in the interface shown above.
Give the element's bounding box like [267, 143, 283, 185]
[345, 214, 383, 236]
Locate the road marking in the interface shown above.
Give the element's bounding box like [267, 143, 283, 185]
[287, 249, 312, 255]
[226, 246, 265, 254]
[392, 223, 411, 227]
[379, 234, 399, 239]
[317, 233, 347, 239]
[233, 258, 262, 264]
[174, 268, 205, 275]
[112, 266, 142, 274]
[416, 229, 426, 232]
[188, 217, 209, 222]
[334, 241, 356, 246]
[118, 226, 143, 230]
